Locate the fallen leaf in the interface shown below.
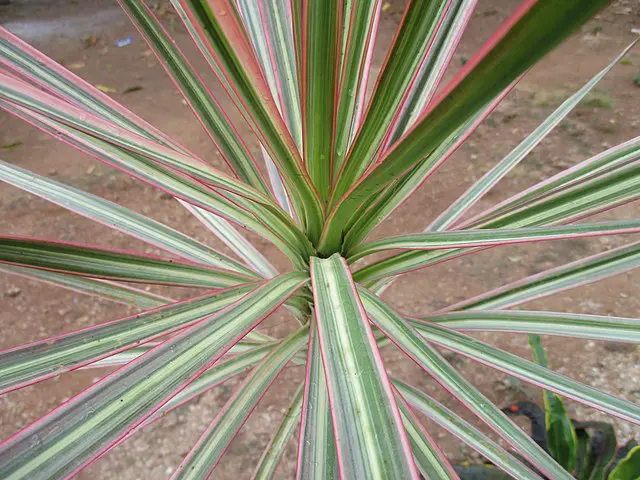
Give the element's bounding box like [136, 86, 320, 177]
[1, 141, 23, 151]
[122, 85, 144, 94]
[67, 62, 85, 70]
[382, 2, 391, 12]
[95, 84, 117, 93]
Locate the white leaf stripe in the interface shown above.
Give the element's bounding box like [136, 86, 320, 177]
[360, 287, 572, 479]
[296, 323, 338, 480]
[0, 160, 255, 276]
[0, 273, 306, 479]
[0, 237, 252, 288]
[394, 379, 542, 479]
[396, 395, 459, 479]
[173, 326, 308, 479]
[0, 284, 254, 394]
[410, 319, 640, 424]
[429, 39, 638, 231]
[416, 310, 640, 342]
[348, 219, 640, 261]
[253, 384, 304, 480]
[311, 254, 418, 479]
[0, 263, 169, 309]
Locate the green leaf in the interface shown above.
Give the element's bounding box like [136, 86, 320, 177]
[406, 319, 640, 425]
[608, 446, 640, 480]
[310, 254, 417, 479]
[297, 323, 339, 480]
[396, 395, 458, 479]
[253, 384, 304, 480]
[576, 427, 592, 480]
[359, 287, 571, 479]
[530, 335, 577, 472]
[343, 88, 509, 252]
[387, 0, 477, 144]
[136, 343, 276, 433]
[1, 101, 308, 264]
[118, 0, 269, 194]
[0, 284, 254, 393]
[236, 0, 302, 150]
[0, 273, 307, 479]
[0, 160, 256, 276]
[0, 237, 252, 288]
[429, 40, 638, 231]
[448, 241, 640, 310]
[394, 379, 542, 479]
[0, 27, 277, 273]
[574, 421, 617, 480]
[0, 263, 169, 309]
[0, 74, 269, 207]
[462, 136, 640, 229]
[170, 0, 324, 242]
[321, 0, 610, 255]
[331, 0, 456, 202]
[301, 0, 340, 201]
[419, 310, 640, 343]
[173, 326, 308, 479]
[332, 0, 381, 177]
[348, 219, 640, 262]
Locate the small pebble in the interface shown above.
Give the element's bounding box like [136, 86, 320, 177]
[6, 287, 21, 298]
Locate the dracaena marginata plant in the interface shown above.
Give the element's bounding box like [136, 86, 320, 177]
[0, 0, 639, 478]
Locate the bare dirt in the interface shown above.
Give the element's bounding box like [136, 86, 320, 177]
[1, 0, 639, 478]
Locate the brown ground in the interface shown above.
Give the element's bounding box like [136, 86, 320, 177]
[1, 0, 640, 478]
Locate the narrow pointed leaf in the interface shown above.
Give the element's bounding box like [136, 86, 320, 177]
[0, 273, 306, 479]
[448, 241, 640, 310]
[118, 0, 269, 193]
[301, 0, 340, 201]
[0, 237, 252, 288]
[354, 164, 640, 282]
[349, 220, 640, 262]
[396, 395, 459, 479]
[476, 162, 640, 230]
[387, 0, 477, 145]
[333, 0, 381, 176]
[463, 136, 640, 230]
[253, 384, 304, 480]
[173, 326, 308, 479]
[296, 323, 338, 480]
[0, 27, 277, 269]
[170, 0, 324, 241]
[236, 0, 303, 150]
[406, 319, 640, 424]
[321, 0, 609, 254]
[394, 379, 542, 479]
[343, 86, 512, 251]
[429, 41, 638, 231]
[0, 284, 254, 393]
[0, 160, 255, 276]
[1, 102, 308, 263]
[310, 254, 417, 479]
[0, 263, 169, 309]
[360, 288, 571, 479]
[0, 27, 179, 147]
[183, 203, 277, 278]
[331, 0, 456, 200]
[418, 310, 640, 343]
[0, 74, 272, 208]
[529, 335, 577, 472]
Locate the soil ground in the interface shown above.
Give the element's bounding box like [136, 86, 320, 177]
[1, 0, 640, 478]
